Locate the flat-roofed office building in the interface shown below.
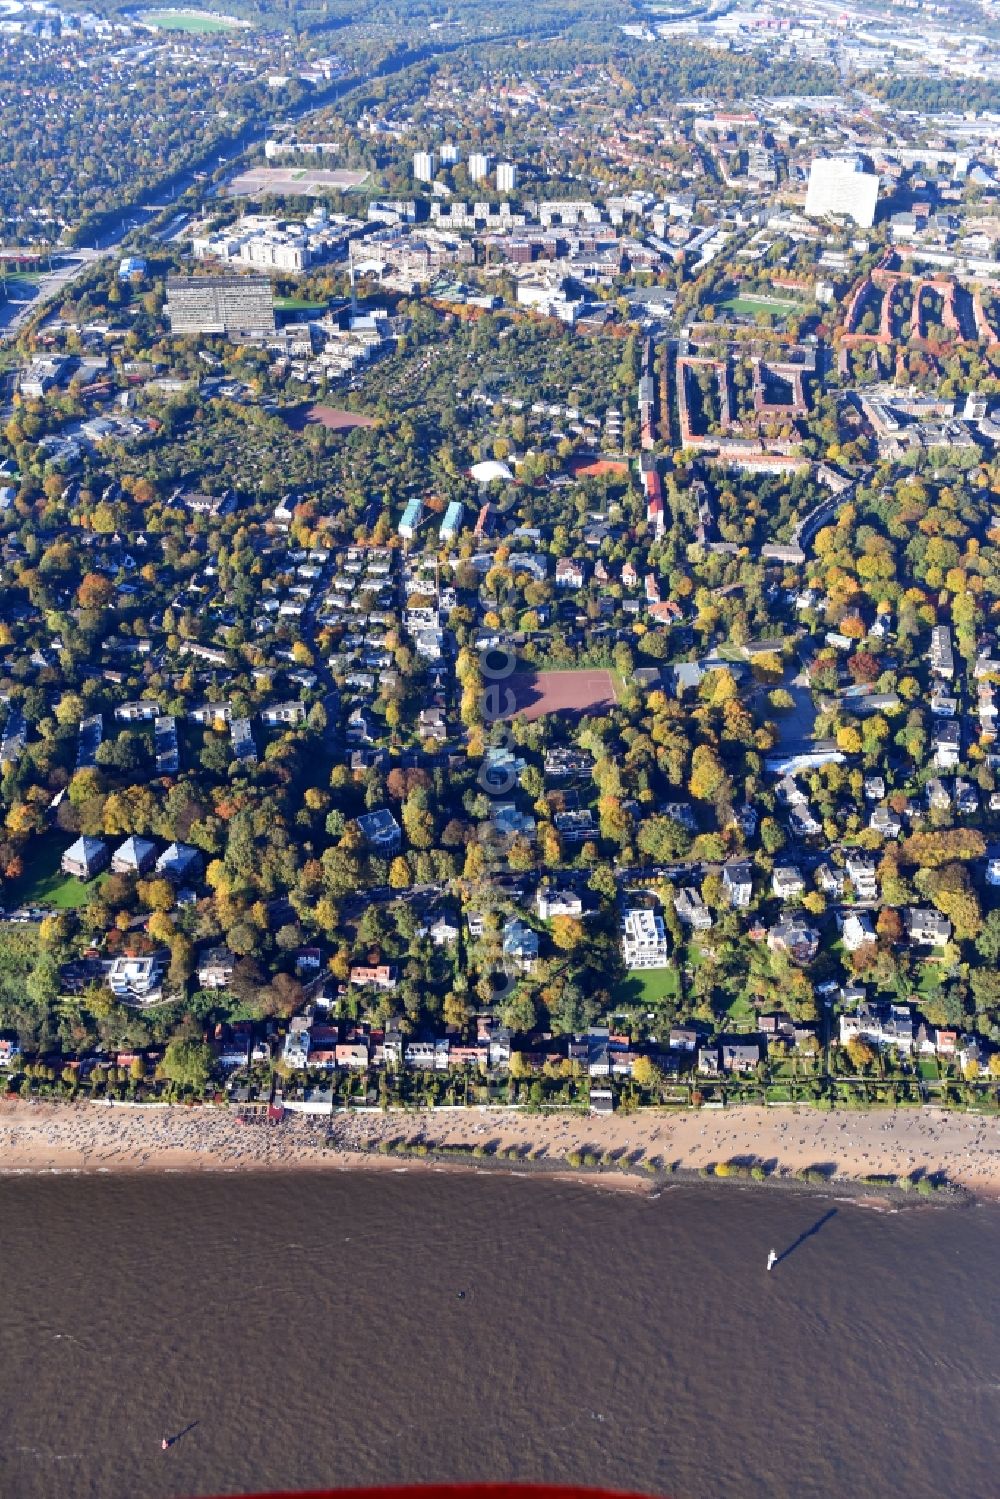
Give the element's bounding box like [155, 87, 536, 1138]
[165, 274, 276, 336]
[804, 155, 879, 228]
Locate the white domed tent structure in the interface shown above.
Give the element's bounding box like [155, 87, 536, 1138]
[470, 459, 514, 485]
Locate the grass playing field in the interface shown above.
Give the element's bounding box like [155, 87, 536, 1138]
[140, 10, 241, 33]
[717, 294, 800, 319]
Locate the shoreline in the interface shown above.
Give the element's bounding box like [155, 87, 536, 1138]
[1, 1098, 997, 1204]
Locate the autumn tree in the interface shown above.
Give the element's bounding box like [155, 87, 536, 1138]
[77, 573, 115, 610]
[631, 1055, 663, 1091]
[160, 1038, 212, 1090]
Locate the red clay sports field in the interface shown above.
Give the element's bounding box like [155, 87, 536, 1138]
[510, 670, 618, 721]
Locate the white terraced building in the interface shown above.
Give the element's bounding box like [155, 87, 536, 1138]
[621, 908, 670, 969]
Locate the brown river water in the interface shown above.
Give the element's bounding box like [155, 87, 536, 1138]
[0, 1170, 997, 1499]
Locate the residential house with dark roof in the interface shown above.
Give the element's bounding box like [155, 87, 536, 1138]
[197, 947, 236, 990]
[356, 808, 402, 851]
[111, 835, 157, 876]
[61, 836, 109, 882]
[155, 842, 204, 885]
[772, 865, 805, 900]
[932, 721, 961, 770]
[674, 886, 712, 930]
[869, 805, 902, 839]
[723, 858, 753, 909]
[537, 886, 583, 920]
[905, 908, 952, 947]
[721, 1040, 761, 1074]
[503, 917, 539, 975]
[767, 919, 819, 964]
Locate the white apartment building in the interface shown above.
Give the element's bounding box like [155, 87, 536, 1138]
[805, 155, 879, 228]
[621, 908, 670, 970]
[108, 953, 167, 1004]
[413, 151, 436, 183]
[468, 152, 491, 183]
[496, 161, 518, 193]
[190, 212, 351, 276]
[265, 138, 339, 159]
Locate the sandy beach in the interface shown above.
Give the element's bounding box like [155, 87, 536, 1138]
[1, 1098, 998, 1200]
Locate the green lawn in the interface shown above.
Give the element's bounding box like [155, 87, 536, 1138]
[916, 963, 946, 999]
[5, 834, 104, 910]
[681, 940, 705, 970]
[613, 966, 680, 1007]
[716, 295, 799, 319]
[141, 10, 241, 32]
[726, 993, 755, 1025]
[275, 297, 328, 312]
